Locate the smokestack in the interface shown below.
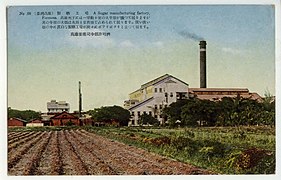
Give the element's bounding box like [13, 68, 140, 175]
[79, 81, 82, 117]
[199, 40, 207, 88]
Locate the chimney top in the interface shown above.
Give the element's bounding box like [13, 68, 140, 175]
[199, 40, 207, 48]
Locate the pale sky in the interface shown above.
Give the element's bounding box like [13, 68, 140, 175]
[7, 5, 275, 112]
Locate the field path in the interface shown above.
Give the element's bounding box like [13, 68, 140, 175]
[8, 129, 212, 175]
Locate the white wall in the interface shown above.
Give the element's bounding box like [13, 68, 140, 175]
[129, 77, 188, 126]
[26, 123, 44, 127]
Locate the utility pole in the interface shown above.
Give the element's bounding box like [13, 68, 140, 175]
[79, 81, 82, 117]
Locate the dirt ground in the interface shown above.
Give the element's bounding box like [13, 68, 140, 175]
[8, 129, 212, 175]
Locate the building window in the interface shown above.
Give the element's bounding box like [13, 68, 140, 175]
[131, 119, 135, 125]
[159, 105, 163, 109]
[160, 114, 162, 118]
[154, 115, 158, 119]
[170, 92, 173, 97]
[149, 111, 152, 116]
[165, 93, 168, 97]
[131, 111, 135, 116]
[137, 111, 141, 117]
[159, 88, 162, 93]
[155, 88, 157, 93]
[154, 104, 158, 109]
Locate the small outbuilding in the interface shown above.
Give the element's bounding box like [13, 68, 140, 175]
[8, 118, 27, 127]
[26, 119, 44, 127]
[50, 111, 80, 126]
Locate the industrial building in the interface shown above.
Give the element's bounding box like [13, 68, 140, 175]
[124, 74, 189, 125]
[8, 118, 27, 127]
[26, 119, 44, 127]
[188, 88, 262, 102]
[47, 100, 70, 113]
[124, 40, 263, 126]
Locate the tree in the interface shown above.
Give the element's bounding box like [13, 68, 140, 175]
[162, 99, 189, 127]
[180, 99, 200, 127]
[8, 107, 41, 121]
[88, 105, 131, 126]
[181, 99, 218, 127]
[139, 113, 159, 126]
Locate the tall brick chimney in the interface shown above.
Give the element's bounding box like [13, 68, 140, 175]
[199, 40, 207, 88]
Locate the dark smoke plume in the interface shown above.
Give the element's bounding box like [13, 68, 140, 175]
[178, 31, 204, 41]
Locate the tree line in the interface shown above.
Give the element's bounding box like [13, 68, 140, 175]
[8, 107, 41, 121]
[8, 93, 275, 127]
[162, 95, 275, 127]
[87, 105, 131, 126]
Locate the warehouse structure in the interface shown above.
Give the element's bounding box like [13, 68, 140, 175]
[124, 74, 189, 125]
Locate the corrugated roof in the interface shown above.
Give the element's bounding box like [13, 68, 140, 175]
[141, 74, 171, 89]
[189, 88, 249, 92]
[193, 93, 262, 102]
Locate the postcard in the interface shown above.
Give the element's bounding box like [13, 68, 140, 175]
[2, 0, 280, 179]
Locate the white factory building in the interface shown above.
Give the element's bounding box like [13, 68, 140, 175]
[124, 74, 189, 126]
[47, 100, 70, 113]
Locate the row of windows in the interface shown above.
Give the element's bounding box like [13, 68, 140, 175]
[154, 89, 187, 98]
[131, 111, 152, 117]
[48, 108, 69, 112]
[155, 88, 163, 93]
[154, 104, 167, 110]
[131, 114, 163, 125]
[131, 111, 163, 117]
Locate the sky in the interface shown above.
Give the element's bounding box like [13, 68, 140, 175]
[7, 5, 275, 112]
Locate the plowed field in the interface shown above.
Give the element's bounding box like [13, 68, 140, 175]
[8, 129, 211, 175]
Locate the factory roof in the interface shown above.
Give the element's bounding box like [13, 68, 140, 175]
[188, 88, 249, 92]
[188, 88, 262, 102]
[130, 74, 189, 95]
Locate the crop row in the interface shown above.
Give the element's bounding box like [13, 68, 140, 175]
[8, 129, 211, 175]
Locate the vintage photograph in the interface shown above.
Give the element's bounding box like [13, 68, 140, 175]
[6, 3, 276, 176]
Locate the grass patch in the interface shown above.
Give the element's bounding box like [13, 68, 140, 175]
[83, 126, 275, 174]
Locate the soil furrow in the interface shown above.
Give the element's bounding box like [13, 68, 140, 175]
[8, 132, 36, 144]
[8, 131, 42, 152]
[8, 131, 30, 141]
[74, 130, 165, 174]
[32, 131, 60, 175]
[65, 130, 117, 175]
[8, 131, 48, 170]
[58, 130, 88, 175]
[8, 131, 51, 175]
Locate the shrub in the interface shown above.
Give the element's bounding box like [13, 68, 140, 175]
[235, 147, 274, 173]
[150, 136, 171, 146]
[251, 151, 275, 174]
[170, 135, 199, 157]
[200, 140, 226, 157]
